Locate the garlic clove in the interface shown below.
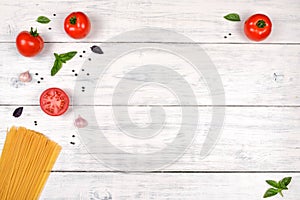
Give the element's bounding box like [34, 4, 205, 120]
[74, 115, 88, 128]
[19, 71, 32, 82]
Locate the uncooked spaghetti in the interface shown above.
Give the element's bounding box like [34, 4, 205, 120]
[0, 126, 61, 199]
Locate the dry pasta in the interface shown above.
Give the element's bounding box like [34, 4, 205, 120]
[0, 126, 61, 199]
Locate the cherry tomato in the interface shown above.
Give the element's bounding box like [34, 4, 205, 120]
[16, 28, 44, 57]
[40, 88, 70, 116]
[64, 12, 91, 39]
[244, 14, 272, 42]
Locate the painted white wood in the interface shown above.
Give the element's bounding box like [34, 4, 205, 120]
[1, 106, 300, 171]
[1, 0, 300, 198]
[1, 0, 300, 43]
[40, 172, 300, 199]
[1, 43, 300, 105]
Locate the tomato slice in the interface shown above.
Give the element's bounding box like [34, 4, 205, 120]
[40, 88, 70, 116]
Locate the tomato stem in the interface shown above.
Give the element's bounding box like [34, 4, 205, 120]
[256, 20, 266, 28]
[29, 27, 39, 37]
[70, 16, 77, 25]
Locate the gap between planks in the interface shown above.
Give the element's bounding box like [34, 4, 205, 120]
[0, 41, 300, 45]
[50, 170, 300, 173]
[1, 105, 300, 107]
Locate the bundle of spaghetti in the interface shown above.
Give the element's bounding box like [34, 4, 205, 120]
[0, 126, 61, 199]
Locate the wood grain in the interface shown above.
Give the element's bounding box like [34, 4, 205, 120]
[0, 106, 299, 171]
[41, 172, 300, 199]
[1, 0, 300, 198]
[1, 43, 299, 105]
[1, 0, 300, 43]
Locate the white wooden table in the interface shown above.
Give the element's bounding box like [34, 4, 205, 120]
[1, 0, 300, 199]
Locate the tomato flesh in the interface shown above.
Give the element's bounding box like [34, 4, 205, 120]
[40, 88, 69, 116]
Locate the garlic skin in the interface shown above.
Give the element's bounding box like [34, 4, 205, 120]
[74, 115, 88, 128]
[19, 71, 32, 82]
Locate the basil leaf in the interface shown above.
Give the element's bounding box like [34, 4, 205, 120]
[263, 188, 278, 198]
[278, 180, 288, 189]
[54, 53, 60, 60]
[51, 59, 63, 76]
[13, 107, 23, 118]
[266, 180, 280, 189]
[281, 177, 292, 187]
[59, 51, 77, 62]
[91, 45, 103, 54]
[37, 16, 51, 24]
[51, 51, 77, 76]
[224, 13, 241, 21]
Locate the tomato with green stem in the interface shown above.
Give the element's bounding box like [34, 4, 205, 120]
[244, 14, 272, 41]
[16, 27, 44, 57]
[64, 12, 91, 39]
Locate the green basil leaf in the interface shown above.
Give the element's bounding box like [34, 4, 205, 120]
[51, 59, 63, 76]
[37, 16, 51, 24]
[54, 53, 60, 60]
[224, 13, 241, 21]
[263, 188, 278, 198]
[278, 180, 288, 190]
[281, 177, 292, 187]
[266, 180, 280, 189]
[59, 51, 77, 62]
[51, 51, 77, 76]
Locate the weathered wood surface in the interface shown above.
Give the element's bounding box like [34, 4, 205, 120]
[1, 43, 299, 105]
[0, 0, 299, 198]
[1, 0, 300, 43]
[0, 106, 299, 171]
[41, 173, 300, 199]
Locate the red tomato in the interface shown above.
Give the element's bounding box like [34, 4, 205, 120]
[40, 88, 70, 116]
[16, 28, 44, 57]
[64, 12, 91, 39]
[244, 14, 272, 42]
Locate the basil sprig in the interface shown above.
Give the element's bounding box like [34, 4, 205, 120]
[263, 177, 292, 198]
[36, 16, 51, 24]
[51, 51, 77, 76]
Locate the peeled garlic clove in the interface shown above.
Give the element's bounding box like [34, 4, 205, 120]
[19, 71, 32, 82]
[74, 115, 88, 128]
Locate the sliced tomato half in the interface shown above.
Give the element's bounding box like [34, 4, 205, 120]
[40, 88, 70, 116]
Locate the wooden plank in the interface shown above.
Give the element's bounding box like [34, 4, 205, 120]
[1, 0, 300, 43]
[40, 172, 300, 199]
[1, 106, 300, 171]
[1, 43, 300, 105]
